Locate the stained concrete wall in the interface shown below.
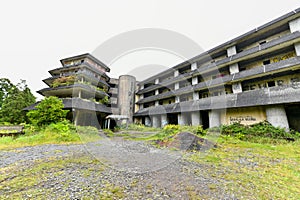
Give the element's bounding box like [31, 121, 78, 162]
[224, 106, 266, 125]
[266, 105, 289, 131]
[209, 110, 221, 128]
[117, 75, 136, 123]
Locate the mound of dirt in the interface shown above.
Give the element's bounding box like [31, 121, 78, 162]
[157, 132, 217, 151]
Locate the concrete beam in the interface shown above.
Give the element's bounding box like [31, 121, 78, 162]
[209, 110, 221, 128]
[266, 105, 289, 131]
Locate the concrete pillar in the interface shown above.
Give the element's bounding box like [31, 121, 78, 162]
[192, 77, 198, 85]
[295, 43, 300, 56]
[139, 104, 144, 110]
[145, 116, 151, 127]
[266, 105, 289, 131]
[74, 110, 79, 126]
[78, 90, 82, 98]
[289, 18, 300, 56]
[175, 82, 179, 90]
[289, 17, 300, 33]
[232, 82, 243, 94]
[178, 113, 189, 126]
[174, 70, 179, 77]
[140, 94, 144, 99]
[191, 62, 197, 71]
[227, 46, 237, 57]
[155, 78, 159, 84]
[191, 111, 201, 126]
[152, 115, 160, 128]
[209, 110, 221, 128]
[155, 101, 159, 106]
[229, 63, 239, 74]
[175, 96, 180, 103]
[161, 114, 168, 127]
[140, 85, 144, 90]
[193, 92, 199, 100]
[155, 89, 159, 95]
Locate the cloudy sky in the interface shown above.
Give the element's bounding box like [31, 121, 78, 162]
[1, 0, 300, 99]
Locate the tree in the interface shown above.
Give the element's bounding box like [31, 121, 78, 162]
[27, 96, 69, 126]
[0, 78, 15, 109]
[0, 79, 36, 124]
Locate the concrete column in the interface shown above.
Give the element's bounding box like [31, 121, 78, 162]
[145, 116, 151, 127]
[74, 110, 79, 126]
[140, 85, 144, 90]
[289, 17, 300, 33]
[229, 63, 239, 74]
[174, 70, 179, 77]
[289, 18, 300, 56]
[175, 82, 179, 90]
[232, 82, 242, 94]
[139, 104, 144, 110]
[175, 96, 180, 103]
[161, 114, 168, 127]
[140, 94, 144, 99]
[155, 78, 159, 84]
[192, 77, 198, 85]
[209, 110, 221, 128]
[155, 101, 159, 106]
[152, 115, 160, 128]
[227, 46, 237, 56]
[191, 62, 197, 71]
[266, 105, 289, 131]
[295, 43, 300, 56]
[178, 113, 189, 126]
[193, 92, 199, 100]
[155, 89, 159, 95]
[78, 90, 82, 98]
[191, 111, 201, 126]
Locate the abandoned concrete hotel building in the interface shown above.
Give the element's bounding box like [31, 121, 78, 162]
[33, 8, 300, 131]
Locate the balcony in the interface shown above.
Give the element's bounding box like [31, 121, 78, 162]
[136, 31, 300, 95]
[134, 84, 300, 116]
[136, 57, 300, 104]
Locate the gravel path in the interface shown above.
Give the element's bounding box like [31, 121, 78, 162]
[0, 134, 236, 199]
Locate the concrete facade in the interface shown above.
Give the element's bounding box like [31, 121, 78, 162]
[133, 8, 300, 132]
[266, 106, 289, 131]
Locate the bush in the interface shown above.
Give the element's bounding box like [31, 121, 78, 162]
[162, 124, 180, 136]
[27, 96, 69, 126]
[220, 121, 300, 142]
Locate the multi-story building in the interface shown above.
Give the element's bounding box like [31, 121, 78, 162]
[37, 53, 112, 128]
[29, 8, 300, 131]
[133, 7, 300, 131]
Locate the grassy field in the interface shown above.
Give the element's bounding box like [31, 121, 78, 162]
[0, 124, 101, 150]
[185, 136, 300, 199]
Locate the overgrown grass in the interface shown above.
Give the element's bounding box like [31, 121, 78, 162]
[184, 136, 300, 199]
[0, 155, 126, 199]
[0, 122, 101, 150]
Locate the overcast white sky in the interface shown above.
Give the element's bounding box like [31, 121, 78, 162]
[1, 0, 300, 99]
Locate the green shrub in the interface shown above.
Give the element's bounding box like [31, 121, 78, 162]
[162, 124, 180, 136]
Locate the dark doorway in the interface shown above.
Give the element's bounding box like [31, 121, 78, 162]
[201, 110, 209, 129]
[167, 113, 178, 125]
[286, 105, 300, 132]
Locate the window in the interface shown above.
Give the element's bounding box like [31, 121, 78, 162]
[263, 60, 270, 65]
[268, 81, 275, 87]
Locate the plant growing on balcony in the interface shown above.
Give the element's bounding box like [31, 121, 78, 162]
[51, 76, 76, 88]
[99, 96, 109, 105]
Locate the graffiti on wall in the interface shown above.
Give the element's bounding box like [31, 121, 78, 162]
[229, 116, 257, 123]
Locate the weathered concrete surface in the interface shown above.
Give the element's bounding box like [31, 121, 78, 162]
[209, 110, 221, 128]
[266, 105, 289, 131]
